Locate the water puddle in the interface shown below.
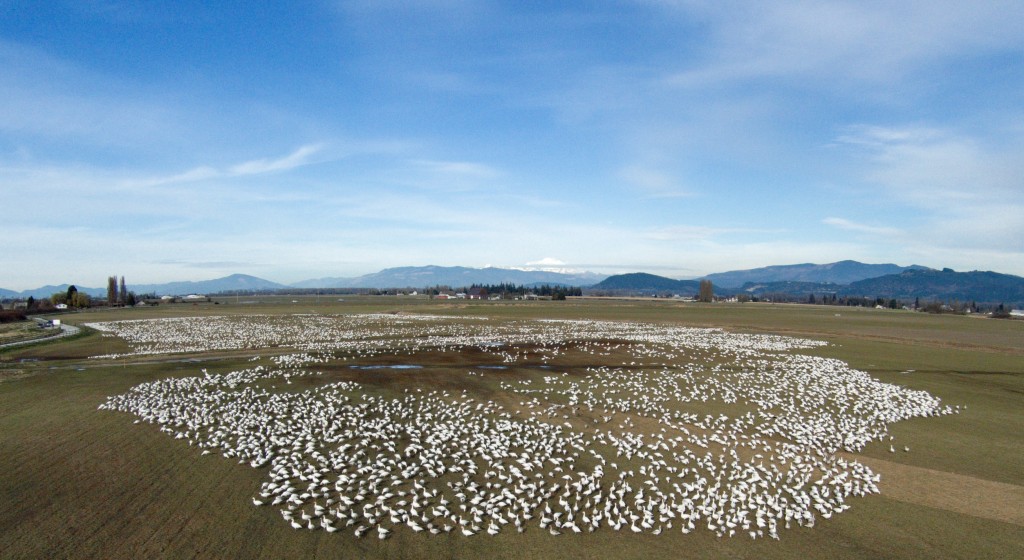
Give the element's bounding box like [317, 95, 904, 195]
[349, 365, 424, 370]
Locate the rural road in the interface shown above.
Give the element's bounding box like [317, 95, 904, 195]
[0, 322, 80, 350]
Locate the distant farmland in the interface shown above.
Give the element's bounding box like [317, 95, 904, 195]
[2, 297, 1021, 559]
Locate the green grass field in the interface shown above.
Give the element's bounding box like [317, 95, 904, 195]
[1, 297, 1021, 559]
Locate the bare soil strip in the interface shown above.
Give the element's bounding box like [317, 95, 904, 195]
[841, 453, 1024, 526]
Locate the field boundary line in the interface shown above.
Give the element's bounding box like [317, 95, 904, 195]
[840, 453, 1024, 527]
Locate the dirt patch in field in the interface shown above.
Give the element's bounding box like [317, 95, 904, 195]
[840, 453, 1024, 526]
[0, 368, 32, 383]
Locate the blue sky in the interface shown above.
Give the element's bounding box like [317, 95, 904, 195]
[2, 1, 1023, 289]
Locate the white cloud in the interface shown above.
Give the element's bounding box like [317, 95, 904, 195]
[228, 144, 325, 175]
[617, 165, 692, 198]
[822, 217, 903, 237]
[661, 1, 1024, 87]
[836, 124, 1023, 208]
[136, 144, 326, 187]
[144, 166, 221, 185]
[376, 159, 503, 193]
[644, 225, 785, 242]
[151, 259, 262, 270]
[830, 124, 1024, 268]
[413, 159, 499, 180]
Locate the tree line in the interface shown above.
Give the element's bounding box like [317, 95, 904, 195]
[424, 283, 583, 299]
[31, 275, 139, 311]
[754, 292, 1012, 315]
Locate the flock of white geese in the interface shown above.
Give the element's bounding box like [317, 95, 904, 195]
[93, 314, 958, 540]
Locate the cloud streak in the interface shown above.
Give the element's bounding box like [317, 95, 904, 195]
[822, 217, 903, 237]
[661, 1, 1024, 87]
[137, 144, 326, 187]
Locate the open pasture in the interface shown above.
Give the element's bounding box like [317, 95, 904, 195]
[1, 298, 1022, 559]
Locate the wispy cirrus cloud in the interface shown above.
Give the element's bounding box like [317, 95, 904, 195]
[0, 39, 181, 150]
[137, 144, 326, 187]
[413, 159, 498, 180]
[822, 217, 903, 237]
[152, 259, 264, 270]
[660, 0, 1024, 87]
[835, 124, 1023, 210]
[617, 165, 693, 199]
[830, 123, 1024, 265]
[229, 144, 325, 175]
[644, 224, 783, 242]
[392, 159, 502, 192]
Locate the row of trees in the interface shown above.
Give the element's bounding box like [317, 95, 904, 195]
[791, 293, 1011, 315]
[427, 283, 584, 299]
[49, 285, 92, 308]
[41, 275, 137, 310]
[106, 275, 131, 306]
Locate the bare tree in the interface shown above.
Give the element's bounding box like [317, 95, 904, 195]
[119, 276, 127, 306]
[698, 280, 714, 303]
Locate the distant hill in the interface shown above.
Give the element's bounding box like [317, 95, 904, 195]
[2, 268, 603, 300]
[6, 284, 106, 300]
[292, 266, 605, 289]
[844, 269, 1024, 305]
[590, 273, 701, 294]
[0, 275, 286, 300]
[130, 274, 288, 296]
[704, 260, 930, 288]
[6, 263, 1022, 305]
[734, 281, 845, 297]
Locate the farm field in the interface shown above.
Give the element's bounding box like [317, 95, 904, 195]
[0, 320, 59, 347]
[1, 297, 1022, 559]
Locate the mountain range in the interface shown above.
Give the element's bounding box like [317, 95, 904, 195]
[702, 260, 929, 288]
[845, 269, 1024, 304]
[290, 266, 605, 290]
[597, 267, 1024, 305]
[0, 268, 604, 299]
[0, 275, 288, 300]
[3, 262, 1023, 306]
[0, 284, 109, 300]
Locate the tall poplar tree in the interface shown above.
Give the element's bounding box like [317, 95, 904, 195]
[698, 280, 714, 303]
[107, 276, 118, 306]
